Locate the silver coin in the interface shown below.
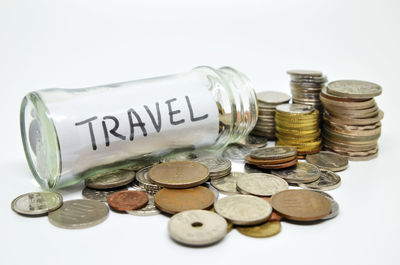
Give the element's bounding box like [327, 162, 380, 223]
[257, 91, 291, 105]
[126, 194, 160, 216]
[271, 162, 321, 184]
[238, 135, 268, 148]
[211, 172, 247, 194]
[129, 180, 146, 191]
[194, 157, 232, 175]
[85, 170, 135, 190]
[244, 163, 268, 174]
[298, 169, 341, 191]
[312, 191, 339, 220]
[276, 103, 314, 114]
[327, 80, 382, 98]
[161, 149, 215, 162]
[168, 210, 227, 246]
[250, 146, 297, 160]
[214, 195, 272, 225]
[223, 144, 253, 162]
[306, 151, 348, 172]
[236, 173, 289, 196]
[11, 192, 63, 216]
[48, 199, 109, 229]
[136, 166, 162, 192]
[287, 69, 323, 77]
[82, 185, 129, 202]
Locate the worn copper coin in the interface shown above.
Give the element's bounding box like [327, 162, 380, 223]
[148, 161, 209, 188]
[271, 190, 331, 221]
[236, 221, 281, 238]
[154, 186, 215, 215]
[107, 190, 148, 211]
[306, 151, 348, 172]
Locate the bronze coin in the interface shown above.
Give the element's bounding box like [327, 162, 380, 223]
[271, 190, 331, 221]
[261, 197, 283, 221]
[148, 161, 209, 188]
[107, 190, 148, 212]
[245, 154, 297, 165]
[256, 158, 298, 169]
[154, 186, 215, 215]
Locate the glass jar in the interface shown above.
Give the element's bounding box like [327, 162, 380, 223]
[20, 66, 258, 189]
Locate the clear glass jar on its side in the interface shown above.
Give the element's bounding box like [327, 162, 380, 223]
[20, 66, 258, 189]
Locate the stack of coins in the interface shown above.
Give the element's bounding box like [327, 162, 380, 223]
[275, 104, 322, 156]
[321, 80, 383, 161]
[287, 70, 327, 114]
[245, 146, 298, 170]
[252, 91, 291, 139]
[193, 157, 232, 179]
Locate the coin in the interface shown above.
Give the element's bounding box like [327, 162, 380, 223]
[306, 151, 348, 171]
[107, 190, 148, 211]
[154, 186, 215, 215]
[312, 191, 339, 220]
[202, 183, 219, 203]
[238, 135, 268, 148]
[276, 103, 314, 114]
[261, 197, 283, 221]
[270, 190, 331, 221]
[161, 149, 215, 162]
[250, 146, 297, 160]
[85, 170, 135, 190]
[223, 144, 253, 162]
[214, 195, 272, 225]
[236, 173, 288, 196]
[168, 210, 227, 246]
[287, 69, 323, 77]
[136, 166, 162, 193]
[11, 192, 63, 216]
[245, 154, 297, 165]
[126, 194, 160, 216]
[298, 169, 341, 191]
[148, 161, 209, 188]
[244, 163, 268, 174]
[256, 158, 298, 169]
[48, 199, 109, 229]
[236, 221, 281, 238]
[271, 162, 321, 184]
[257, 91, 291, 105]
[82, 185, 129, 202]
[327, 80, 382, 98]
[194, 157, 231, 179]
[211, 172, 247, 194]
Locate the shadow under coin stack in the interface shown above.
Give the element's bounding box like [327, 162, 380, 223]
[320, 80, 383, 161]
[252, 91, 291, 139]
[275, 103, 322, 157]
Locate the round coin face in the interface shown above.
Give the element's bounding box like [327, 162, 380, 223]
[211, 172, 247, 194]
[287, 69, 323, 77]
[48, 199, 109, 229]
[276, 103, 314, 114]
[12, 192, 63, 216]
[250, 146, 297, 160]
[126, 194, 160, 216]
[298, 169, 341, 191]
[236, 173, 289, 196]
[306, 151, 348, 172]
[257, 91, 291, 105]
[236, 221, 281, 238]
[168, 210, 227, 246]
[214, 195, 272, 225]
[271, 190, 331, 221]
[148, 161, 209, 188]
[271, 162, 321, 184]
[85, 170, 135, 190]
[327, 80, 382, 98]
[107, 190, 149, 211]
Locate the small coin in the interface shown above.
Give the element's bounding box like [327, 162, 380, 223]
[271, 190, 331, 221]
[107, 190, 148, 211]
[271, 162, 321, 184]
[238, 135, 268, 148]
[250, 146, 297, 160]
[236, 221, 281, 238]
[148, 161, 209, 188]
[298, 169, 341, 191]
[312, 191, 339, 220]
[168, 210, 227, 246]
[11, 192, 63, 216]
[257, 91, 291, 105]
[327, 80, 382, 98]
[154, 186, 215, 215]
[276, 103, 314, 114]
[126, 194, 160, 216]
[223, 144, 253, 162]
[214, 195, 272, 225]
[85, 170, 135, 190]
[236, 173, 289, 196]
[136, 166, 162, 192]
[194, 157, 232, 178]
[82, 185, 129, 202]
[306, 151, 348, 172]
[287, 69, 323, 77]
[48, 199, 109, 229]
[211, 172, 247, 194]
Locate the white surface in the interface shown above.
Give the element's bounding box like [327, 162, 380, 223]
[1, 0, 399, 265]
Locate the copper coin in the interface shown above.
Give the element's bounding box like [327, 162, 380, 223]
[154, 186, 215, 215]
[245, 154, 297, 165]
[148, 161, 209, 188]
[271, 190, 331, 221]
[256, 158, 298, 169]
[107, 191, 148, 212]
[261, 197, 283, 221]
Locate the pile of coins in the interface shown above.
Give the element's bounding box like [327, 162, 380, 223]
[251, 91, 291, 139]
[287, 69, 327, 114]
[275, 104, 322, 156]
[244, 146, 298, 170]
[320, 80, 383, 160]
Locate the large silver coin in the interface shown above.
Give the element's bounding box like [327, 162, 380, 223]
[306, 151, 348, 172]
[257, 91, 291, 105]
[48, 199, 109, 229]
[168, 210, 227, 246]
[298, 169, 341, 191]
[85, 170, 135, 190]
[211, 172, 247, 194]
[236, 173, 288, 196]
[276, 103, 314, 114]
[250, 146, 297, 160]
[223, 144, 253, 162]
[238, 135, 268, 148]
[327, 80, 382, 99]
[214, 195, 272, 225]
[11, 192, 63, 216]
[194, 157, 231, 178]
[271, 162, 321, 184]
[126, 194, 160, 216]
[82, 185, 129, 202]
[136, 166, 162, 193]
[312, 191, 339, 220]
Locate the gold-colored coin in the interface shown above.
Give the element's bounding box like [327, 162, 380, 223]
[236, 221, 281, 238]
[275, 126, 319, 135]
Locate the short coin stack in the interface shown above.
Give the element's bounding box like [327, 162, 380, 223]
[320, 80, 383, 161]
[252, 91, 291, 139]
[275, 103, 322, 156]
[245, 146, 298, 170]
[287, 69, 327, 114]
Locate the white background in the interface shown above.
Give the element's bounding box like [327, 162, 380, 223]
[1, 0, 400, 264]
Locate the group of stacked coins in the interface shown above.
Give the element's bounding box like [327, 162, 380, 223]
[274, 104, 322, 156]
[287, 70, 327, 114]
[320, 80, 383, 160]
[251, 91, 291, 139]
[244, 146, 298, 170]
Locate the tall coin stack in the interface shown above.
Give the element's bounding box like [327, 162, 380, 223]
[252, 91, 291, 139]
[320, 80, 383, 161]
[287, 69, 327, 114]
[275, 103, 322, 156]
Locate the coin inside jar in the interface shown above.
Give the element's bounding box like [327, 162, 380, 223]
[85, 170, 135, 190]
[107, 190, 149, 211]
[11, 191, 63, 216]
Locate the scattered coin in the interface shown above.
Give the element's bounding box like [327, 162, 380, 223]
[126, 194, 160, 216]
[298, 169, 341, 191]
[223, 144, 253, 162]
[306, 151, 349, 172]
[214, 195, 272, 225]
[168, 210, 228, 246]
[107, 190, 148, 212]
[136, 166, 162, 193]
[211, 172, 246, 194]
[271, 162, 321, 184]
[48, 199, 109, 229]
[82, 185, 129, 202]
[327, 80, 382, 99]
[236, 173, 289, 196]
[236, 221, 281, 238]
[11, 191, 63, 216]
[85, 170, 135, 190]
[148, 161, 209, 188]
[271, 190, 331, 221]
[194, 157, 231, 179]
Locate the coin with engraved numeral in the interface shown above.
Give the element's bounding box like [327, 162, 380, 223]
[12, 192, 63, 216]
[236, 173, 288, 196]
[306, 151, 348, 172]
[48, 199, 109, 229]
[85, 170, 135, 190]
